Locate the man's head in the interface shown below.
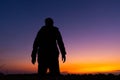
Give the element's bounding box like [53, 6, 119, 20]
[45, 17, 54, 26]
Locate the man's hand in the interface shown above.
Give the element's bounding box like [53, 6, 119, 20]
[62, 55, 66, 63]
[31, 57, 36, 64]
[31, 53, 36, 64]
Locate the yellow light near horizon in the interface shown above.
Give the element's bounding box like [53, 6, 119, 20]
[79, 66, 116, 73]
[60, 62, 120, 74]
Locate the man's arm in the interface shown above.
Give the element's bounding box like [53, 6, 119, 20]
[56, 28, 66, 63]
[31, 31, 40, 64]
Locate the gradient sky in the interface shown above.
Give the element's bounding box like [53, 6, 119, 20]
[0, 0, 120, 74]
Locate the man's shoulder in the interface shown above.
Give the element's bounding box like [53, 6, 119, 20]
[54, 26, 59, 30]
[37, 26, 45, 33]
[39, 26, 46, 31]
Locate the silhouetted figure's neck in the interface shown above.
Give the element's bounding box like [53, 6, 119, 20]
[45, 25, 54, 28]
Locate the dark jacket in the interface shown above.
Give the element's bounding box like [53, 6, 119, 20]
[32, 26, 66, 62]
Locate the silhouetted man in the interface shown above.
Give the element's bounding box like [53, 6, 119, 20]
[31, 18, 66, 79]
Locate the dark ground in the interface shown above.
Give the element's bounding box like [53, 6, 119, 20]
[0, 73, 120, 80]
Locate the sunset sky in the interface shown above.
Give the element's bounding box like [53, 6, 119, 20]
[0, 0, 120, 74]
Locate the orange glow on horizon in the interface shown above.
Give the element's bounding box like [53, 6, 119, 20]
[60, 61, 120, 74]
[2, 51, 120, 74]
[3, 60, 120, 74]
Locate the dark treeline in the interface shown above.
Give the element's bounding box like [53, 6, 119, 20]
[0, 73, 120, 80]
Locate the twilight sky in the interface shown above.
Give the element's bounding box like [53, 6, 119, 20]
[0, 0, 120, 74]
